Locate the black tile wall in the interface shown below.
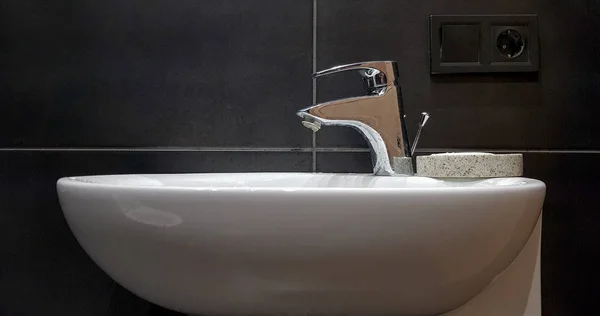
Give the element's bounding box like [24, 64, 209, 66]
[316, 0, 600, 150]
[0, 151, 310, 316]
[0, 0, 313, 148]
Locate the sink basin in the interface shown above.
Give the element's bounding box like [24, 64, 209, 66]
[57, 173, 545, 316]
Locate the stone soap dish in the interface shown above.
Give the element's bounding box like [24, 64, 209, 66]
[416, 153, 523, 178]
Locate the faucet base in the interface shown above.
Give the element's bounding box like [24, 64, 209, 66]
[392, 157, 414, 175]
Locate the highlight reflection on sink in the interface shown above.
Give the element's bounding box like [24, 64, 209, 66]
[57, 173, 545, 316]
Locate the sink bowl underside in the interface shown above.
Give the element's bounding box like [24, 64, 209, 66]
[57, 173, 545, 316]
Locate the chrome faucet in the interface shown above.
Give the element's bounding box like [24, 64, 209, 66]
[297, 61, 428, 176]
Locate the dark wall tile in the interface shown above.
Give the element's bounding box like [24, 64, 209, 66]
[523, 153, 600, 316]
[0, 0, 313, 148]
[316, 151, 372, 173]
[316, 0, 600, 150]
[0, 150, 310, 315]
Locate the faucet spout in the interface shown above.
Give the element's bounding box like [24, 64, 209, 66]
[298, 111, 398, 176]
[297, 61, 414, 176]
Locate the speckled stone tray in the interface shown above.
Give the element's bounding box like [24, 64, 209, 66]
[416, 153, 523, 178]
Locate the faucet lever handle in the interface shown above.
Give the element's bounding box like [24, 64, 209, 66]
[313, 61, 397, 79]
[313, 61, 399, 94]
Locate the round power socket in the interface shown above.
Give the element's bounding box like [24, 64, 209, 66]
[496, 29, 526, 59]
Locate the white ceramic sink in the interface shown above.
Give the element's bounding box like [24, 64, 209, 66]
[57, 173, 545, 316]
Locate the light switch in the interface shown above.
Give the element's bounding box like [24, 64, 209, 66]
[441, 24, 480, 63]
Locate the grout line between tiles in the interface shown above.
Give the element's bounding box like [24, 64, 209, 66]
[413, 149, 600, 154]
[311, 0, 318, 172]
[1, 147, 600, 154]
[0, 147, 365, 153]
[0, 147, 313, 153]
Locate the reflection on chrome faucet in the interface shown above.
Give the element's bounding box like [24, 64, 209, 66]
[297, 61, 426, 176]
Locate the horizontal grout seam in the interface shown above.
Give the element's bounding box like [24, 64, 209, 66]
[1, 147, 600, 154]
